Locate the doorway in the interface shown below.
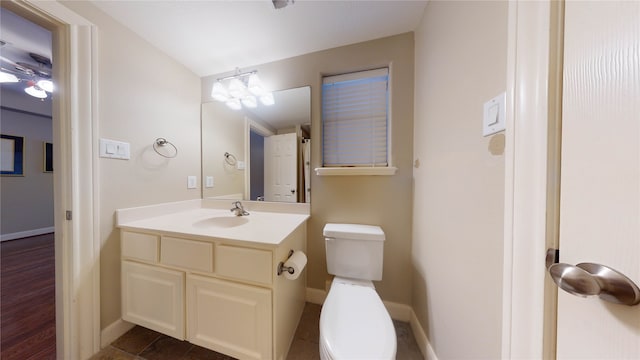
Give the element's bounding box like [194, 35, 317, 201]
[504, 1, 640, 358]
[0, 1, 100, 359]
[0, 8, 55, 358]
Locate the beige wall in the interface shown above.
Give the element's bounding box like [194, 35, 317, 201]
[202, 32, 415, 305]
[60, 1, 202, 329]
[412, 1, 507, 358]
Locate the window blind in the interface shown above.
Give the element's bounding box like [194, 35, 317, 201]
[322, 68, 389, 167]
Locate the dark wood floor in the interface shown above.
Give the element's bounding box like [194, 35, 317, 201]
[1, 234, 56, 360]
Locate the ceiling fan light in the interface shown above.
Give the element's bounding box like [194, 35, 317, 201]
[247, 73, 267, 96]
[241, 95, 257, 108]
[211, 81, 228, 102]
[0, 71, 19, 83]
[37, 79, 54, 93]
[259, 92, 275, 106]
[25, 85, 48, 99]
[225, 98, 242, 110]
[228, 78, 247, 98]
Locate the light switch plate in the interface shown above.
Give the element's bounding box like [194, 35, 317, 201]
[187, 176, 197, 189]
[99, 138, 130, 159]
[205, 176, 214, 188]
[483, 92, 506, 137]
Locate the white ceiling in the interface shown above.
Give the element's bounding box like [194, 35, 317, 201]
[90, 0, 429, 77]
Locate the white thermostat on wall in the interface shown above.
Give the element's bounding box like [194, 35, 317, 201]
[482, 92, 506, 137]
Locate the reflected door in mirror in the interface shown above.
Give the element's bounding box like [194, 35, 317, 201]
[264, 133, 297, 202]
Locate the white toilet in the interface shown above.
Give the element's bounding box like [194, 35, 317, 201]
[319, 223, 397, 360]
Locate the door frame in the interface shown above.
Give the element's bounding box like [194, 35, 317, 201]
[502, 0, 561, 358]
[3, 1, 100, 359]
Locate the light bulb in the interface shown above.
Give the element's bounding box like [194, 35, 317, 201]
[228, 78, 247, 98]
[37, 79, 54, 93]
[241, 95, 257, 108]
[25, 85, 48, 99]
[247, 73, 266, 96]
[225, 98, 242, 110]
[0, 71, 19, 83]
[210, 81, 228, 102]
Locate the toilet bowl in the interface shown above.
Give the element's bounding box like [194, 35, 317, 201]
[320, 223, 397, 360]
[319, 277, 396, 360]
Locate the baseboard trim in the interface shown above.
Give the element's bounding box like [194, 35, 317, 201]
[0, 227, 55, 242]
[383, 300, 412, 322]
[409, 309, 437, 360]
[305, 287, 327, 305]
[101, 318, 135, 348]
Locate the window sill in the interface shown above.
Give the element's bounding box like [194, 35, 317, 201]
[314, 167, 398, 176]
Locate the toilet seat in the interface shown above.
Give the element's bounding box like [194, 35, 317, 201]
[319, 277, 396, 360]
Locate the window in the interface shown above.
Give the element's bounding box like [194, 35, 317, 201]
[319, 68, 395, 175]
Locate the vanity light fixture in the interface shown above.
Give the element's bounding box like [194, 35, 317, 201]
[241, 95, 258, 108]
[211, 69, 275, 110]
[226, 98, 242, 110]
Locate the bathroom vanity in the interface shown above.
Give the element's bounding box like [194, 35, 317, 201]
[116, 200, 309, 360]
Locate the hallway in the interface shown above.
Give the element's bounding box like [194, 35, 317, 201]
[0, 234, 56, 360]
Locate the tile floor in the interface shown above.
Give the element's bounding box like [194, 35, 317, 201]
[90, 303, 424, 360]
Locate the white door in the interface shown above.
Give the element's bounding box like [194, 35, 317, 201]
[264, 133, 297, 202]
[555, 1, 640, 358]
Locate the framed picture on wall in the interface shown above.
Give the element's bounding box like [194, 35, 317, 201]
[43, 142, 53, 172]
[1, 134, 25, 176]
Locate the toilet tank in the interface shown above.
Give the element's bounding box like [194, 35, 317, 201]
[323, 223, 385, 281]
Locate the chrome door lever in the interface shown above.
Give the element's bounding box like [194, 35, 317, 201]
[548, 262, 640, 306]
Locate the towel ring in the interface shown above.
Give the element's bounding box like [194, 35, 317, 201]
[224, 152, 237, 166]
[153, 138, 178, 158]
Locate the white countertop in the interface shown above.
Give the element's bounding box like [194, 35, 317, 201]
[116, 200, 310, 246]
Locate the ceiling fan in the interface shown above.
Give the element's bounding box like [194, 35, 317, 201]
[272, 0, 294, 9]
[0, 39, 53, 99]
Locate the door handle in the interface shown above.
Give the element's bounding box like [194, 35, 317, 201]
[548, 262, 640, 306]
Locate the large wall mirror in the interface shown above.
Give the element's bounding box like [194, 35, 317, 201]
[202, 86, 311, 203]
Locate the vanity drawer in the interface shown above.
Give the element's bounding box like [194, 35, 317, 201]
[161, 237, 213, 273]
[122, 231, 159, 263]
[215, 245, 272, 285]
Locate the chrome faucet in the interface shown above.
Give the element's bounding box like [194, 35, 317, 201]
[230, 201, 249, 216]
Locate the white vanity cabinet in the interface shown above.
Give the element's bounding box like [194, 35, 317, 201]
[121, 261, 185, 339]
[120, 222, 306, 360]
[187, 274, 272, 359]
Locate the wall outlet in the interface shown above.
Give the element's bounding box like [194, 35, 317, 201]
[205, 176, 214, 188]
[187, 176, 197, 189]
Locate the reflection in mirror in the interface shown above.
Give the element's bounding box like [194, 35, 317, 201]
[202, 86, 311, 203]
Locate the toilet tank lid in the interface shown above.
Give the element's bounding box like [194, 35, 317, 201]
[323, 223, 385, 241]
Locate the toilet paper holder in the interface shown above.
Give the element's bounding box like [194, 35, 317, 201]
[277, 250, 296, 276]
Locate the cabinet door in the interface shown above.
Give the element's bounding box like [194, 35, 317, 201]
[122, 261, 185, 339]
[187, 274, 272, 360]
